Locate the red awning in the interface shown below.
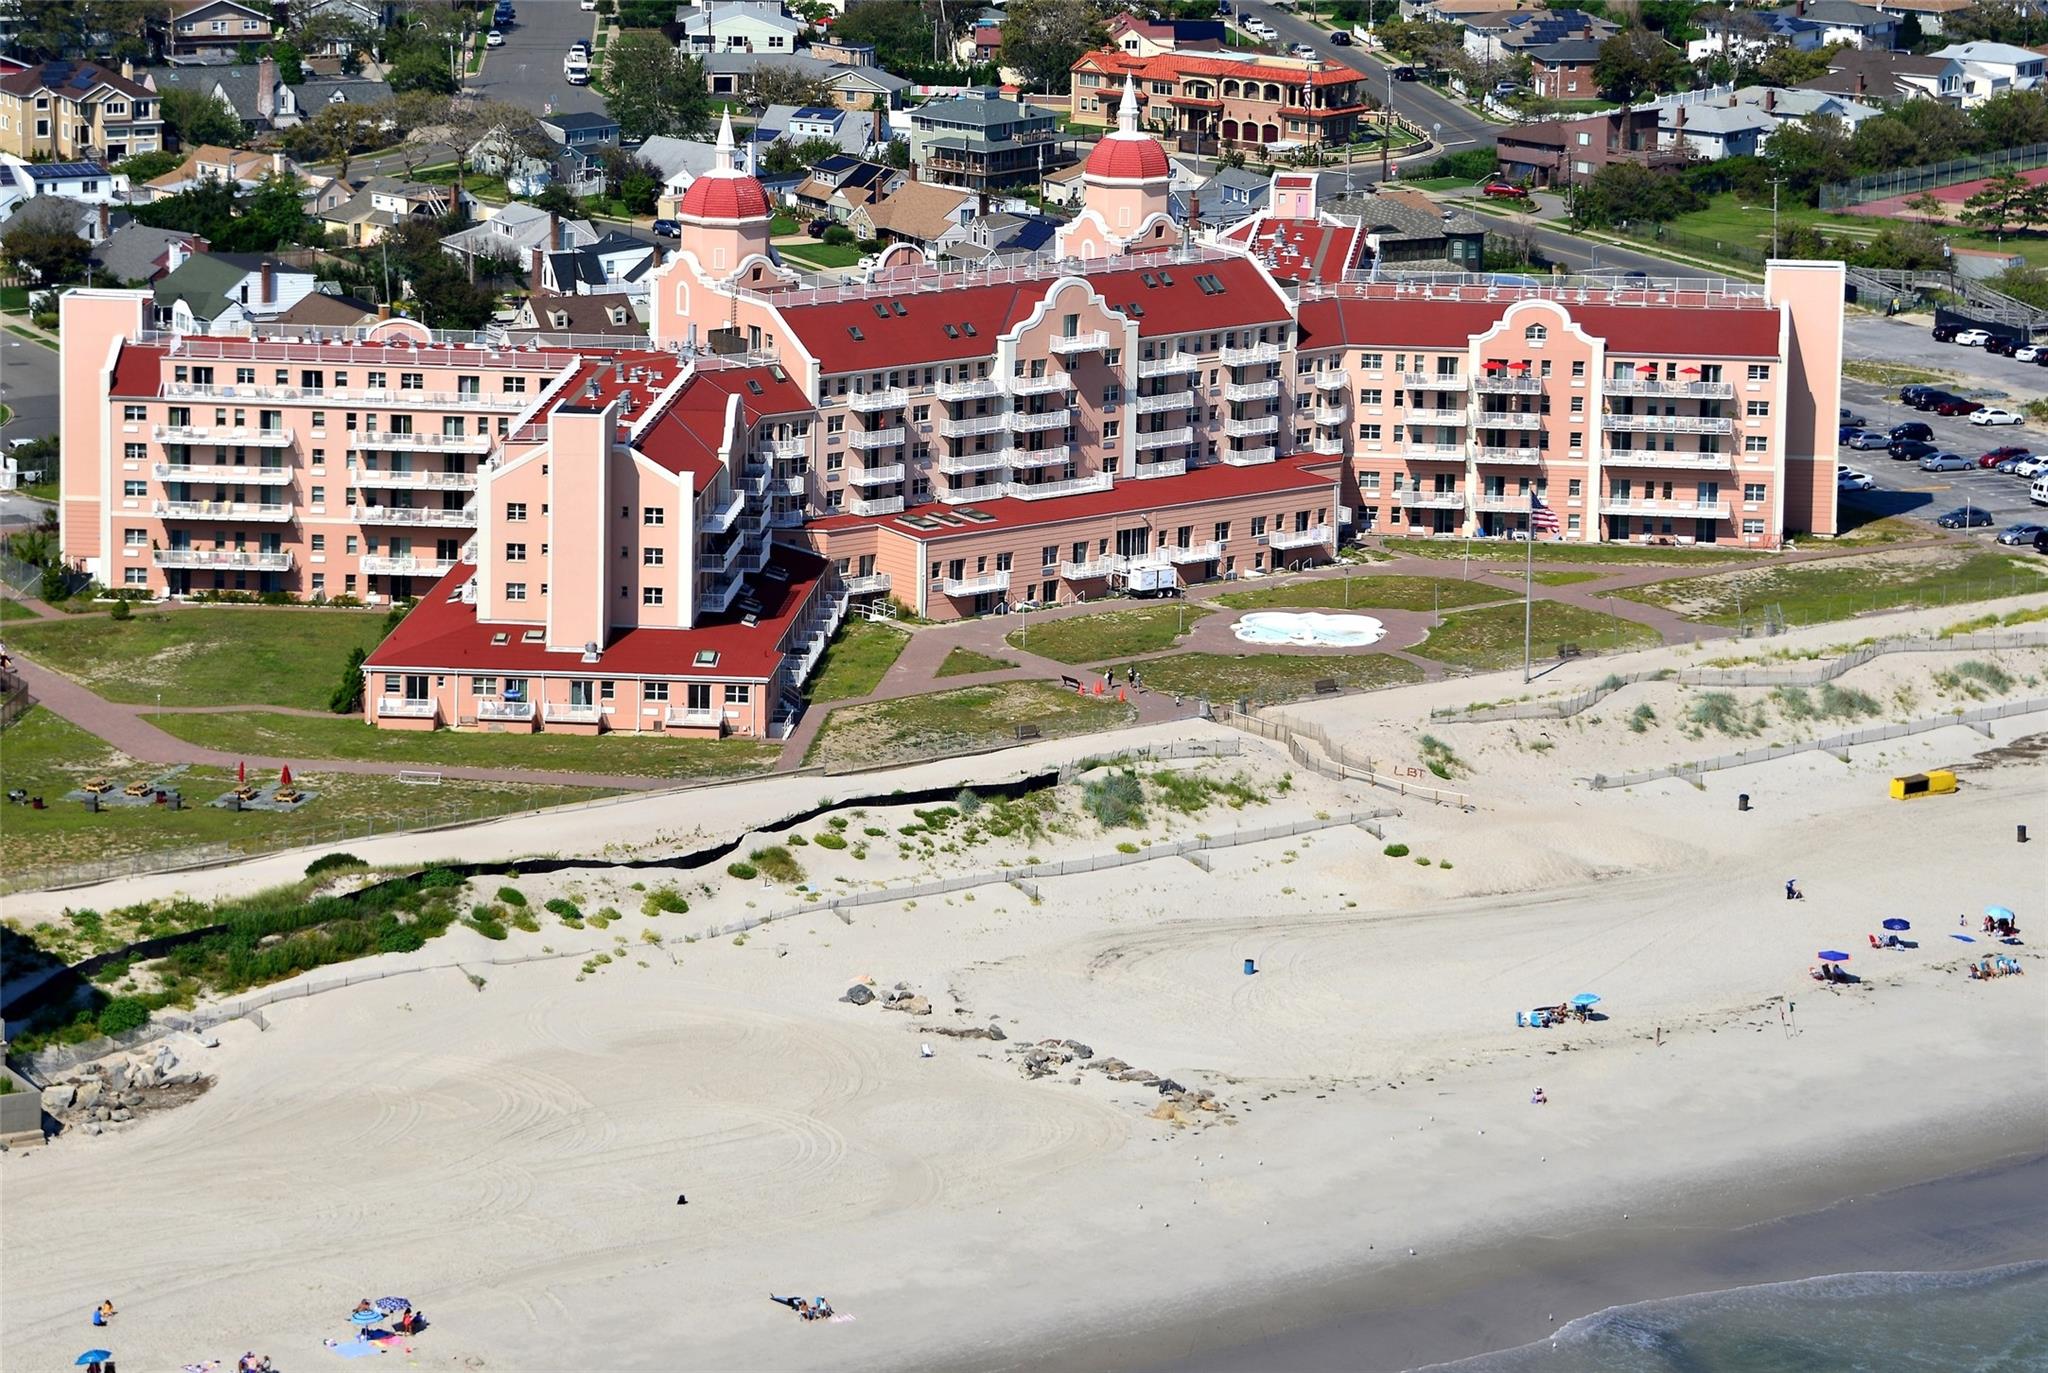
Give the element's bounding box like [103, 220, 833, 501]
[1636, 363, 1658, 373]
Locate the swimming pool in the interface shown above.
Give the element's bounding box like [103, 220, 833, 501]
[1232, 612, 1388, 648]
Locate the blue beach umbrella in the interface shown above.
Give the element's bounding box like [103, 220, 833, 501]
[1952, 934, 1977, 943]
[1986, 906, 2016, 921]
[1882, 919, 1911, 932]
[1570, 993, 1601, 1007]
[77, 1354, 112, 1366]
[349, 1310, 380, 1327]
[375, 1298, 410, 1314]
[1817, 950, 1851, 962]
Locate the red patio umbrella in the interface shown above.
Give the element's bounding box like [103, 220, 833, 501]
[1679, 366, 1701, 375]
[1509, 360, 1530, 370]
[237, 760, 246, 785]
[280, 764, 293, 788]
[1636, 363, 1658, 373]
[1483, 360, 1505, 371]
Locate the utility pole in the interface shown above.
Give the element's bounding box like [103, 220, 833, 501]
[1768, 176, 1787, 258]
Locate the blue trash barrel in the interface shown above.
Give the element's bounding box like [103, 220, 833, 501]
[1243, 958, 1256, 975]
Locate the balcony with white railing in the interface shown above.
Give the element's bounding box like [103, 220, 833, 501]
[1475, 374, 1541, 393]
[1476, 446, 1543, 464]
[544, 702, 604, 725]
[848, 387, 909, 413]
[362, 555, 457, 577]
[1006, 445, 1070, 469]
[477, 698, 536, 722]
[937, 375, 1004, 402]
[848, 425, 906, 450]
[664, 706, 725, 730]
[1407, 441, 1471, 459]
[1313, 370, 1351, 391]
[1267, 524, 1333, 550]
[1060, 556, 1116, 579]
[770, 506, 807, 528]
[1405, 408, 1467, 425]
[1048, 330, 1110, 355]
[153, 547, 292, 571]
[1312, 403, 1347, 426]
[1135, 425, 1194, 449]
[1133, 355, 1200, 385]
[937, 411, 1009, 438]
[153, 462, 293, 484]
[699, 575, 743, 614]
[1477, 410, 1542, 431]
[348, 503, 478, 527]
[1008, 472, 1112, 501]
[348, 429, 493, 454]
[1472, 493, 1534, 513]
[1396, 489, 1467, 509]
[1401, 372, 1466, 389]
[940, 481, 1008, 505]
[849, 463, 905, 486]
[706, 534, 747, 575]
[1600, 449, 1734, 470]
[152, 424, 295, 448]
[1135, 389, 1194, 413]
[1224, 379, 1280, 403]
[934, 569, 1011, 596]
[700, 488, 746, 535]
[1164, 539, 1223, 563]
[847, 495, 905, 517]
[778, 471, 809, 495]
[376, 696, 437, 719]
[760, 437, 809, 462]
[1224, 414, 1280, 438]
[1603, 378, 1735, 399]
[353, 466, 477, 490]
[740, 462, 772, 499]
[1134, 456, 1188, 479]
[1012, 407, 1071, 433]
[161, 380, 539, 411]
[1008, 371, 1070, 396]
[1310, 434, 1346, 456]
[940, 448, 1011, 475]
[1222, 341, 1282, 366]
[1598, 497, 1733, 519]
[153, 499, 292, 523]
[1601, 413, 1735, 434]
[843, 571, 892, 595]
[1220, 446, 1276, 466]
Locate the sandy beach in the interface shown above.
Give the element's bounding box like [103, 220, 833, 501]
[4, 601, 2046, 1373]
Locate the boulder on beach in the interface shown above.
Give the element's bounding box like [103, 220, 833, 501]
[882, 995, 932, 1016]
[843, 984, 875, 1006]
[40, 1084, 75, 1112]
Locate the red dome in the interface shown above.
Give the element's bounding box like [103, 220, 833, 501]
[1085, 134, 1169, 182]
[679, 172, 772, 221]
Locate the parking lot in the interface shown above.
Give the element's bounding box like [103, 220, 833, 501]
[1838, 371, 2047, 543]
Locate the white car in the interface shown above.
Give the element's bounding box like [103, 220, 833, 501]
[581, 0, 597, 7]
[2016, 345, 2043, 362]
[2012, 456, 2047, 477]
[1954, 328, 1992, 346]
[486, 28, 504, 45]
[1838, 470, 1875, 490]
[1971, 406, 2024, 425]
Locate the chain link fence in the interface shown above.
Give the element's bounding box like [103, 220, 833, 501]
[1820, 142, 2048, 211]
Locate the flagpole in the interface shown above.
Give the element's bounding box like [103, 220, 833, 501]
[1523, 499, 1534, 684]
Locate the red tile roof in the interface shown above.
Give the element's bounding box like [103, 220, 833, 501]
[1074, 47, 1364, 88]
[110, 342, 169, 397]
[1296, 294, 1782, 358]
[1220, 216, 1366, 284]
[680, 171, 773, 221]
[366, 546, 829, 681]
[633, 362, 810, 490]
[809, 454, 1339, 541]
[1085, 132, 1170, 181]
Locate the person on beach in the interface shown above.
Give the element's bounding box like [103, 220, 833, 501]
[93, 1299, 116, 1325]
[352, 1299, 374, 1315]
[1530, 1087, 1547, 1104]
[1785, 879, 1802, 900]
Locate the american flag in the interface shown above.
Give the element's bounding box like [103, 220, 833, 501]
[1529, 492, 1561, 536]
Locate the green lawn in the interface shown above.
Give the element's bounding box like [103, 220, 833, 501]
[1005, 605, 1212, 664]
[1528, 570, 1606, 586]
[777, 241, 864, 269]
[1612, 549, 2044, 628]
[1215, 574, 1506, 613]
[1663, 191, 2048, 270]
[144, 711, 780, 780]
[0, 707, 617, 878]
[935, 646, 1018, 677]
[1380, 537, 1760, 567]
[0, 599, 40, 621]
[805, 681, 1135, 771]
[1106, 652, 1425, 706]
[1418, 602, 1662, 670]
[7, 608, 390, 710]
[806, 618, 910, 701]
[1404, 177, 1476, 192]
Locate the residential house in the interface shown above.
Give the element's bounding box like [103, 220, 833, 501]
[1464, 9, 1616, 63]
[1661, 97, 1778, 159]
[156, 0, 274, 62]
[965, 23, 1004, 65]
[1068, 49, 1370, 150]
[0, 196, 128, 265]
[1867, 0, 1973, 36]
[755, 104, 878, 158]
[1731, 83, 1885, 129]
[540, 110, 621, 151]
[848, 180, 976, 252]
[1404, 0, 1549, 22]
[1685, 9, 1829, 66]
[1768, 1, 1897, 50]
[294, 0, 388, 57]
[319, 177, 472, 247]
[791, 156, 905, 221]
[637, 134, 732, 218]
[274, 288, 379, 329]
[442, 203, 599, 271]
[136, 146, 329, 204]
[501, 292, 649, 342]
[678, 2, 805, 54]
[1929, 41, 2047, 99]
[1039, 161, 1088, 208]
[1524, 38, 1606, 100]
[1332, 185, 1487, 270]
[141, 59, 294, 132]
[941, 209, 1061, 265]
[152, 251, 316, 329]
[700, 52, 908, 111]
[532, 231, 664, 296]
[807, 36, 878, 67]
[0, 155, 128, 222]
[1495, 106, 1689, 186]
[1182, 164, 1271, 222]
[291, 73, 396, 117]
[0, 59, 163, 162]
[909, 89, 1060, 191]
[1795, 47, 1965, 102]
[1105, 14, 1229, 57]
[90, 222, 209, 285]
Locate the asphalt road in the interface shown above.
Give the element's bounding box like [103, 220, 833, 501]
[472, 0, 606, 118]
[1838, 369, 2047, 540]
[1, 332, 57, 443]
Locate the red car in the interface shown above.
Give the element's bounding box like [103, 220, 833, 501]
[1979, 446, 2029, 468]
[1481, 180, 1530, 200]
[1936, 397, 1983, 416]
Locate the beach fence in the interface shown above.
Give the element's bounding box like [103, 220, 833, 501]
[1587, 696, 2048, 791]
[1214, 706, 1474, 808]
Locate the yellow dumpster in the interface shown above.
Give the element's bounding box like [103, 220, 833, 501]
[1890, 770, 1958, 800]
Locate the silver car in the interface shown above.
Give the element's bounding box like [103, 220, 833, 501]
[1921, 452, 1974, 471]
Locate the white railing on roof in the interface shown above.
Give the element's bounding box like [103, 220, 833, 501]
[1005, 445, 1070, 469]
[727, 242, 1244, 311]
[849, 462, 905, 486]
[1007, 472, 1111, 500]
[377, 696, 438, 719]
[939, 449, 1011, 475]
[477, 698, 536, 721]
[1299, 272, 1771, 306]
[1134, 456, 1188, 478]
[1600, 449, 1734, 469]
[1135, 389, 1195, 413]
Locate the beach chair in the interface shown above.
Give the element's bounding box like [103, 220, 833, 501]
[1515, 1011, 1527, 1028]
[1868, 934, 1881, 950]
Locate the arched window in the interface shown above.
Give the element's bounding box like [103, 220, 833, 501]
[1223, 79, 1240, 98]
[1524, 324, 1548, 344]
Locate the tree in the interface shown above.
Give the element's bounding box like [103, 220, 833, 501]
[1962, 167, 2030, 238]
[596, 33, 714, 141]
[266, 38, 307, 84]
[1971, 88, 2048, 149]
[216, 170, 315, 251]
[389, 47, 458, 94]
[1763, 115, 1854, 203]
[1904, 190, 1948, 225]
[1887, 95, 1984, 162]
[383, 219, 499, 328]
[1945, 0, 2045, 46]
[1000, 0, 1109, 94]
[741, 65, 837, 109]
[1895, 11, 1925, 49]
[113, 149, 186, 181]
[329, 645, 369, 711]
[1568, 160, 1706, 229]
[832, 0, 939, 70]
[0, 220, 92, 284]
[160, 87, 245, 148]
[1755, 40, 1843, 88]
[1594, 28, 1686, 102]
[9, 1, 168, 60]
[130, 180, 241, 239]
[283, 100, 396, 180]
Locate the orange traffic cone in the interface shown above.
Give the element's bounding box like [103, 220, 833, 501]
[1094, 679, 1103, 695]
[1118, 687, 1127, 703]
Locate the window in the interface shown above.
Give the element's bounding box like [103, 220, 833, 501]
[124, 443, 146, 460]
[1360, 352, 1383, 370]
[1746, 364, 1771, 381]
[1745, 435, 1768, 453]
[124, 479, 146, 497]
[645, 682, 670, 702]
[506, 582, 527, 601]
[502, 376, 526, 393]
[643, 586, 664, 605]
[472, 677, 499, 698]
[1743, 483, 1765, 503]
[123, 404, 146, 421]
[124, 527, 146, 546]
[1743, 519, 1765, 535]
[125, 567, 149, 586]
[1524, 324, 1547, 344]
[1569, 397, 1584, 414]
[1571, 361, 1586, 378]
[1568, 478, 1582, 498]
[368, 371, 386, 389]
[311, 534, 325, 553]
[310, 486, 325, 505]
[506, 502, 527, 521]
[1359, 423, 1381, 442]
[505, 542, 526, 561]
[1746, 400, 1770, 418]
[1361, 389, 1382, 406]
[401, 372, 422, 391]
[643, 547, 664, 565]
[643, 506, 664, 525]
[726, 683, 752, 705]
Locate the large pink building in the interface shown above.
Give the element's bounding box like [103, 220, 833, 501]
[56, 107, 1843, 738]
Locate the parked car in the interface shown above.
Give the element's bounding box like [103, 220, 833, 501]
[1909, 390, 1953, 410]
[1846, 430, 1892, 450]
[486, 28, 504, 45]
[1954, 328, 1992, 346]
[1971, 406, 2024, 425]
[1481, 180, 1530, 200]
[1931, 324, 1957, 342]
[651, 217, 680, 237]
[2011, 456, 2048, 477]
[1889, 420, 1933, 442]
[1840, 407, 1868, 427]
[1937, 397, 1985, 416]
[2036, 529, 2048, 552]
[1991, 452, 2035, 472]
[2017, 345, 2043, 362]
[1997, 522, 2047, 545]
[1985, 335, 2019, 356]
[1291, 42, 1319, 58]
[1936, 506, 1994, 528]
[1392, 65, 1421, 80]
[1889, 439, 1937, 461]
[1922, 452, 1973, 471]
[1493, 80, 1521, 95]
[1329, 29, 1353, 43]
[1839, 471, 1876, 490]
[1899, 384, 1934, 405]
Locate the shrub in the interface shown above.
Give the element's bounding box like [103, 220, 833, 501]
[306, 852, 367, 879]
[1083, 769, 1147, 828]
[1383, 843, 1410, 857]
[786, 832, 809, 846]
[1955, 660, 2014, 693]
[863, 826, 887, 837]
[1116, 841, 1140, 854]
[96, 997, 150, 1036]
[468, 913, 509, 940]
[1627, 703, 1656, 734]
[814, 831, 848, 850]
[108, 596, 133, 621]
[1688, 692, 1753, 736]
[956, 788, 982, 815]
[642, 886, 689, 916]
[1816, 684, 1879, 720]
[828, 816, 850, 830]
[497, 886, 528, 907]
[1418, 734, 1465, 779]
[509, 909, 540, 933]
[544, 897, 583, 921]
[727, 861, 759, 880]
[378, 924, 426, 954]
[822, 224, 855, 245]
[419, 868, 462, 888]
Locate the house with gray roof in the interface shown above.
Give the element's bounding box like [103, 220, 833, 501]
[679, 1, 804, 53]
[1328, 188, 1487, 270]
[1768, 0, 1897, 49]
[91, 223, 208, 285]
[908, 89, 1060, 191]
[153, 251, 317, 329]
[700, 52, 908, 108]
[442, 202, 599, 270]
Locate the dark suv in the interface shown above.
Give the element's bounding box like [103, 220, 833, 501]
[1889, 439, 1937, 461]
[1890, 420, 1934, 442]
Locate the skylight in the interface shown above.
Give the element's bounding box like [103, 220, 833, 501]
[891, 301, 908, 317]
[848, 326, 864, 340]
[694, 650, 720, 667]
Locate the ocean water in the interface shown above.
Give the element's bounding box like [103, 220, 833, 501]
[1416, 1263, 2048, 1373]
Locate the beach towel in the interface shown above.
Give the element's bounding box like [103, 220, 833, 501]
[324, 1341, 381, 1359]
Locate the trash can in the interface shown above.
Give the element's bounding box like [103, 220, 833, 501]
[1243, 958, 1257, 976]
[1738, 793, 1750, 812]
